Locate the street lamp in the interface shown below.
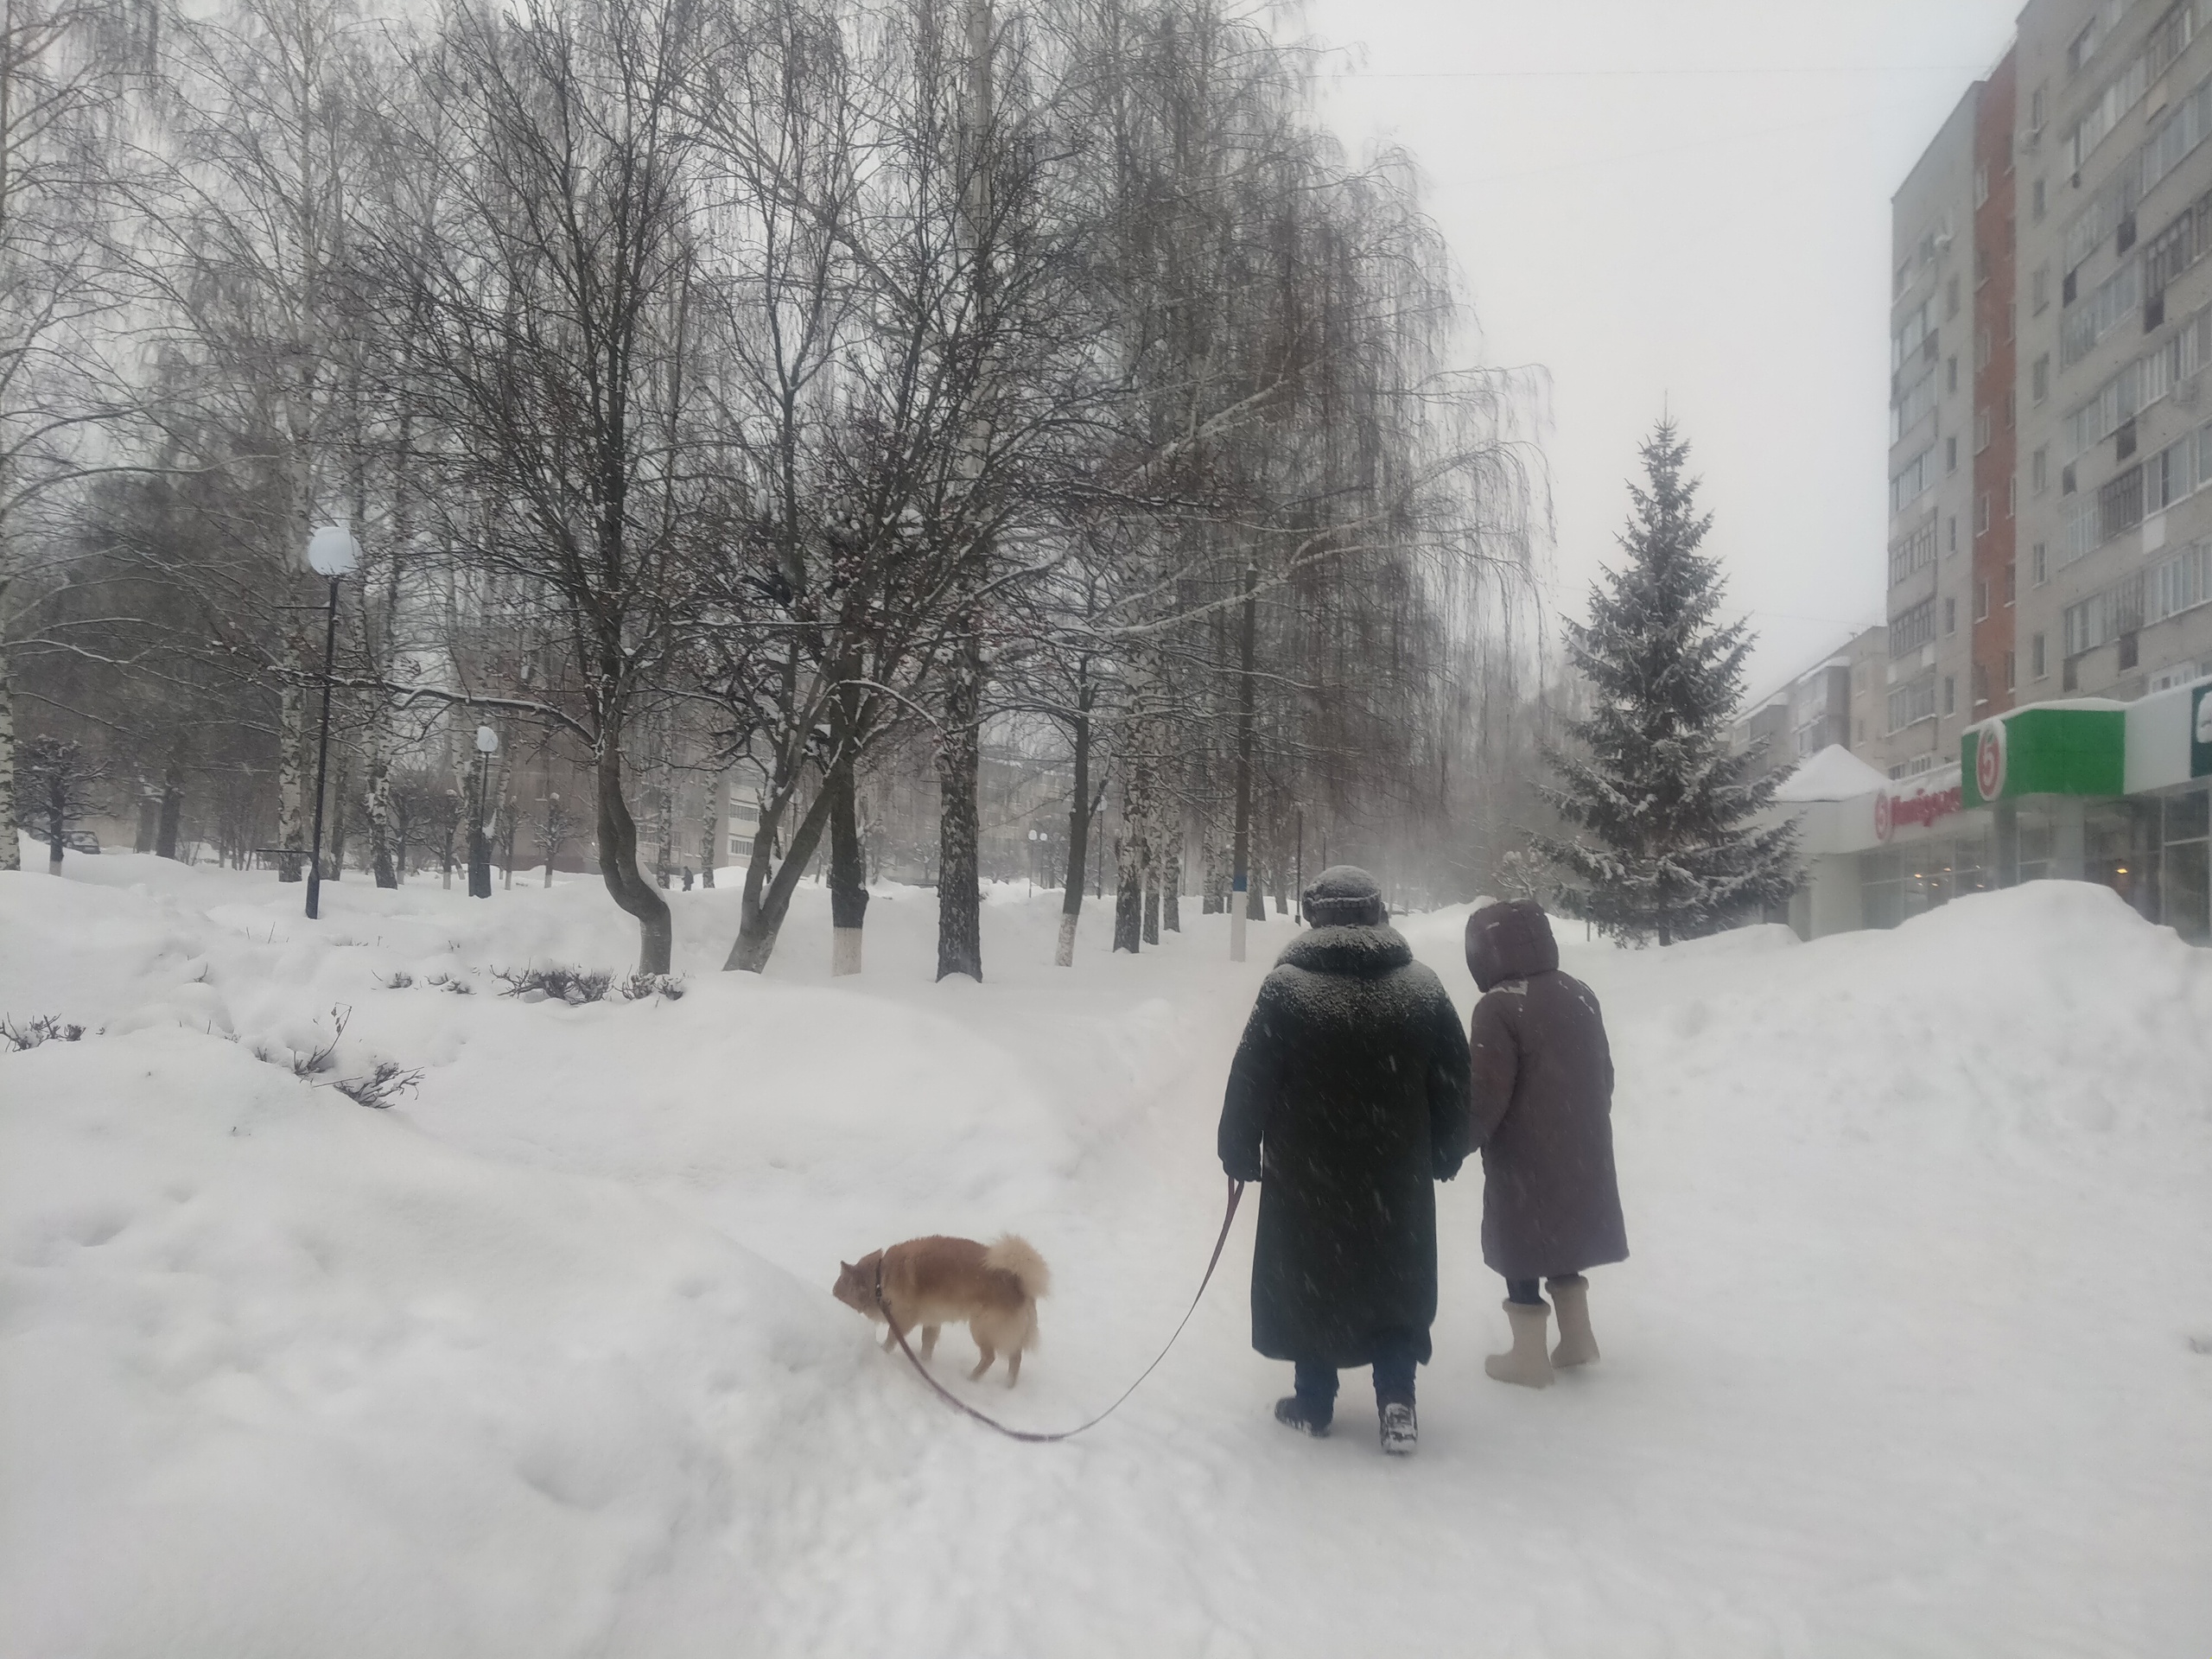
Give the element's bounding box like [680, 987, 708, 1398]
[469, 724, 498, 898]
[303, 524, 359, 920]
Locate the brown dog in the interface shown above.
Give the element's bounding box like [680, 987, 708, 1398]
[833, 1235, 1050, 1387]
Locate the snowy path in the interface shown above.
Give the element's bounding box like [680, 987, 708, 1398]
[4, 855, 2210, 1656]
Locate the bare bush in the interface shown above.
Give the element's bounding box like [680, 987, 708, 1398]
[2, 1014, 86, 1050]
[334, 1062, 423, 1109]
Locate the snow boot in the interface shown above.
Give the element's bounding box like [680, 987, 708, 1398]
[1274, 1395, 1332, 1438]
[1484, 1298, 1554, 1389]
[1547, 1274, 1599, 1368]
[1377, 1399, 1417, 1456]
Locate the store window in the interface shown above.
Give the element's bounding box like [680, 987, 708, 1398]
[1859, 830, 1995, 930]
[2088, 800, 2160, 924]
[2166, 791, 2211, 944]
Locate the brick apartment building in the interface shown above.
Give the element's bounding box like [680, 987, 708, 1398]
[1802, 0, 2212, 944]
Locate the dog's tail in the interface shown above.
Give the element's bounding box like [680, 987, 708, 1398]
[985, 1233, 1052, 1302]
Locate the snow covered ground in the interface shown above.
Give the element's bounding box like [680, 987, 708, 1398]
[4, 848, 2210, 1657]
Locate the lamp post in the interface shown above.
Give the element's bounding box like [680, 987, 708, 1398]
[303, 525, 359, 919]
[469, 724, 498, 899]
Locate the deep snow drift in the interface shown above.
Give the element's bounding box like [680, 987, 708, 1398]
[3, 851, 2209, 1657]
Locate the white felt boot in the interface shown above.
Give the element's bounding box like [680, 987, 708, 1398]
[1484, 1298, 1554, 1389]
[1547, 1274, 1599, 1367]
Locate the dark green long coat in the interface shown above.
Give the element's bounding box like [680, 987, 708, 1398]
[1217, 925, 1473, 1368]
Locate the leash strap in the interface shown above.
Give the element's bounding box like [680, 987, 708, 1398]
[872, 1177, 1245, 1444]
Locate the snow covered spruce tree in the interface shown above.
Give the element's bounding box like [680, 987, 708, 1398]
[1535, 420, 1796, 945]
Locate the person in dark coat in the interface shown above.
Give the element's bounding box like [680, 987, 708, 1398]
[1464, 899, 1629, 1389]
[1218, 866, 1472, 1454]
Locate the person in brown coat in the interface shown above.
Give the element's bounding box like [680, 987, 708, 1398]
[1464, 899, 1628, 1388]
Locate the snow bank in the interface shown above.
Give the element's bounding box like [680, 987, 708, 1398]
[4, 859, 2210, 1656]
[0, 1025, 856, 1659]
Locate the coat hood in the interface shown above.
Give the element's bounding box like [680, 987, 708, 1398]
[1465, 899, 1559, 991]
[1277, 924, 1413, 977]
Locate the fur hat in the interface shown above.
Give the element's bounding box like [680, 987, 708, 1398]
[1300, 864, 1387, 928]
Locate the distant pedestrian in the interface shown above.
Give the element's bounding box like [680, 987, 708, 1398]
[1219, 866, 1471, 1454]
[1463, 899, 1628, 1388]
[681, 867, 695, 891]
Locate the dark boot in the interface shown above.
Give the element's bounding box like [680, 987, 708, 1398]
[1274, 1395, 1332, 1438]
[1377, 1398, 1417, 1455]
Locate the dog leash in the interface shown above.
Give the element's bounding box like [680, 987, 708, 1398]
[870, 1176, 1245, 1443]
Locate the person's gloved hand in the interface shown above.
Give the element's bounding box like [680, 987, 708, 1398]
[1433, 1155, 1464, 1182]
[1222, 1152, 1261, 1184]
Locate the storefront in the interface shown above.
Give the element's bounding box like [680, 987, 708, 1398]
[1777, 676, 2212, 945]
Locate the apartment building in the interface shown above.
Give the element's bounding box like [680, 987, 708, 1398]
[2017, 0, 2212, 701]
[1732, 626, 1891, 778]
[1833, 0, 2212, 944]
[1885, 87, 1988, 779]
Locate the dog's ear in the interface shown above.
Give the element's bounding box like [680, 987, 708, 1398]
[839, 1261, 853, 1274]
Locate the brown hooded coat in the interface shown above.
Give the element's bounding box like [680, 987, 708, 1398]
[1464, 900, 1629, 1280]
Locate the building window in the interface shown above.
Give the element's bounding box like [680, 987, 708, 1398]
[2005, 651, 2017, 692]
[2034, 541, 2049, 584]
[1888, 518, 1938, 586]
[1975, 328, 1992, 370]
[1976, 494, 1992, 537]
[1974, 663, 1991, 708]
[1947, 274, 1961, 319]
[2145, 539, 2212, 626]
[2032, 446, 2050, 492]
[1890, 448, 1938, 513]
[2032, 354, 2050, 402]
[1974, 164, 1989, 208]
[1947, 435, 1959, 474]
[1942, 674, 1956, 715]
[2008, 474, 2018, 517]
[1976, 580, 1991, 621]
[2033, 632, 2048, 677]
[1948, 517, 1958, 554]
[1945, 595, 1957, 634]
[2005, 560, 2017, 605]
[2033, 178, 2047, 224]
[1890, 677, 1938, 732]
[1948, 356, 1959, 394]
[1975, 410, 1992, 454]
[2032, 264, 2050, 311]
[1891, 597, 1937, 655]
[1976, 245, 1990, 287]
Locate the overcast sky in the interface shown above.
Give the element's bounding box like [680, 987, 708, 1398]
[1301, 0, 2021, 702]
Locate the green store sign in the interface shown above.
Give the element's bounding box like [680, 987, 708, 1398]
[1961, 706, 2127, 807]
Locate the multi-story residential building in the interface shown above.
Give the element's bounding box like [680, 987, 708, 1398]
[1974, 50, 2023, 725]
[1885, 89, 1986, 779]
[2017, 0, 2212, 702]
[1732, 626, 1890, 778]
[1783, 1, 2212, 947]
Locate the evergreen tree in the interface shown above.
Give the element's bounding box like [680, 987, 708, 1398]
[1535, 420, 1798, 944]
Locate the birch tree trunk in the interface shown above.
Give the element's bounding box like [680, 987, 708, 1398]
[0, 654, 15, 872]
[698, 772, 721, 888]
[362, 721, 397, 887]
[276, 666, 308, 880]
